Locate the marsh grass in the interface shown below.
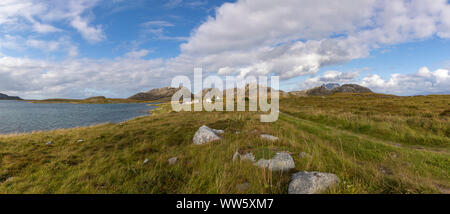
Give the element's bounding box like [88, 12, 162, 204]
[0, 94, 448, 193]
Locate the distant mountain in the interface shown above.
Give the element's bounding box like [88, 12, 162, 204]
[0, 93, 22, 100]
[290, 84, 373, 96]
[129, 87, 192, 101]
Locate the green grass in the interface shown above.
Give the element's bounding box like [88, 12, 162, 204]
[0, 94, 448, 193]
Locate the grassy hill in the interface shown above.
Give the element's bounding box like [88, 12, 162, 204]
[0, 93, 448, 193]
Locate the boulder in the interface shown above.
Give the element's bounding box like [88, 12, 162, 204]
[193, 125, 223, 145]
[254, 152, 295, 172]
[260, 134, 279, 141]
[288, 171, 339, 194]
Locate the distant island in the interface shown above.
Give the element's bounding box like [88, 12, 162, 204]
[0, 93, 23, 100]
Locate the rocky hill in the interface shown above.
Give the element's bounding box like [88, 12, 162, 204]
[290, 84, 373, 96]
[0, 93, 22, 100]
[129, 87, 192, 101]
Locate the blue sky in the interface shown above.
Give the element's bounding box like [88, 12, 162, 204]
[0, 0, 449, 99]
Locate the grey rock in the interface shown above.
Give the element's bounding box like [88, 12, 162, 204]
[77, 139, 84, 143]
[237, 182, 250, 191]
[254, 152, 295, 172]
[288, 171, 339, 194]
[260, 134, 279, 141]
[232, 151, 240, 161]
[46, 141, 53, 145]
[193, 125, 222, 145]
[143, 159, 150, 164]
[168, 157, 178, 165]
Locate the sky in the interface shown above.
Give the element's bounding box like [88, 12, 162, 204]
[0, 0, 449, 99]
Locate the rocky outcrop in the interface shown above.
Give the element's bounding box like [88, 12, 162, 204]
[193, 125, 224, 145]
[0, 93, 22, 100]
[254, 152, 295, 172]
[291, 84, 373, 97]
[332, 84, 372, 93]
[306, 86, 335, 96]
[129, 87, 191, 101]
[288, 171, 339, 194]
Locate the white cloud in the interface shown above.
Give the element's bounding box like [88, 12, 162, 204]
[361, 67, 450, 95]
[0, 0, 105, 43]
[171, 0, 450, 80]
[70, 16, 105, 43]
[0, 56, 166, 99]
[125, 49, 150, 58]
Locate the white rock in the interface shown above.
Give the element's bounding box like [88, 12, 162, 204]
[288, 171, 339, 194]
[45, 141, 53, 145]
[193, 125, 222, 145]
[77, 139, 84, 143]
[260, 134, 279, 141]
[143, 159, 150, 164]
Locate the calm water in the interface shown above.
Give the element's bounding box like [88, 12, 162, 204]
[0, 100, 156, 134]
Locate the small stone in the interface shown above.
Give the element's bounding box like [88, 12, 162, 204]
[237, 182, 250, 191]
[299, 152, 312, 158]
[241, 153, 256, 162]
[45, 141, 53, 145]
[143, 159, 150, 164]
[288, 171, 340, 194]
[168, 157, 178, 165]
[390, 153, 398, 159]
[232, 151, 240, 161]
[379, 166, 393, 175]
[233, 151, 256, 163]
[260, 134, 279, 141]
[77, 139, 84, 143]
